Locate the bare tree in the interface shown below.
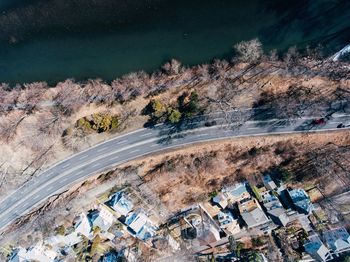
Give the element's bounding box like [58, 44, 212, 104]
[0, 111, 27, 142]
[233, 38, 263, 63]
[162, 59, 183, 75]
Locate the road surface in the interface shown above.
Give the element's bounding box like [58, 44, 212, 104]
[1, 112, 350, 234]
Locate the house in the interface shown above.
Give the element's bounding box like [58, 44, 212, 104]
[125, 209, 157, 241]
[108, 191, 134, 216]
[288, 188, 313, 215]
[324, 227, 350, 255]
[304, 234, 332, 262]
[268, 208, 289, 227]
[201, 201, 221, 218]
[46, 232, 82, 247]
[89, 206, 115, 232]
[74, 213, 93, 239]
[223, 182, 250, 203]
[213, 193, 228, 209]
[217, 210, 240, 235]
[238, 197, 269, 228]
[9, 242, 57, 262]
[262, 175, 277, 191]
[181, 205, 222, 246]
[261, 191, 289, 226]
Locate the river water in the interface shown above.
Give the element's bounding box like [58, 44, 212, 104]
[0, 0, 349, 85]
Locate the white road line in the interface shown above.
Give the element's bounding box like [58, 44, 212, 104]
[61, 177, 69, 183]
[79, 154, 89, 160]
[44, 172, 53, 177]
[46, 186, 54, 192]
[18, 203, 27, 210]
[140, 132, 153, 137]
[247, 127, 260, 130]
[110, 155, 119, 160]
[116, 140, 127, 145]
[97, 147, 108, 152]
[150, 144, 159, 147]
[91, 162, 101, 168]
[33, 195, 40, 200]
[196, 133, 209, 137]
[75, 171, 84, 176]
[62, 163, 71, 168]
[129, 149, 140, 154]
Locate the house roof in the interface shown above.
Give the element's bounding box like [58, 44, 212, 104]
[217, 210, 235, 227]
[75, 213, 93, 239]
[241, 205, 269, 228]
[262, 175, 277, 189]
[90, 207, 115, 232]
[304, 234, 331, 261]
[9, 242, 57, 262]
[324, 227, 350, 252]
[213, 193, 228, 208]
[288, 188, 313, 213]
[109, 191, 133, 216]
[126, 212, 147, 233]
[46, 232, 82, 247]
[224, 182, 248, 199]
[125, 210, 157, 241]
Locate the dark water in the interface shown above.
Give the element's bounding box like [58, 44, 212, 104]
[0, 0, 349, 85]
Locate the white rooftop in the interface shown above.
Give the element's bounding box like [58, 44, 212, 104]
[75, 213, 93, 239]
[9, 242, 57, 262]
[109, 191, 133, 216]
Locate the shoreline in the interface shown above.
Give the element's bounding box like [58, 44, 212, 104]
[1, 43, 348, 88]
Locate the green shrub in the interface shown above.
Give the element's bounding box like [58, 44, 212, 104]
[77, 117, 92, 130]
[76, 113, 119, 133]
[252, 185, 262, 202]
[167, 108, 182, 123]
[55, 225, 66, 236]
[144, 99, 166, 118]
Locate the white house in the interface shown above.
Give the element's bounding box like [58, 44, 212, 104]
[75, 213, 93, 239]
[89, 206, 115, 232]
[46, 232, 82, 248]
[108, 191, 134, 217]
[125, 209, 157, 241]
[9, 242, 57, 262]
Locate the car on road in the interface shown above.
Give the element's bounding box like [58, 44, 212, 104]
[337, 123, 345, 128]
[311, 118, 326, 125]
[204, 120, 217, 127]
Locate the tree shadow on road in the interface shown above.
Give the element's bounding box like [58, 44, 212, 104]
[145, 112, 210, 145]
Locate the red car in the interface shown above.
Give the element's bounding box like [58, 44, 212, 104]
[312, 118, 326, 125]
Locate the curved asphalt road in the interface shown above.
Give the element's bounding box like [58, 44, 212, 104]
[1, 111, 350, 234]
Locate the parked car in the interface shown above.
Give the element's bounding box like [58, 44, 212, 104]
[337, 123, 345, 128]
